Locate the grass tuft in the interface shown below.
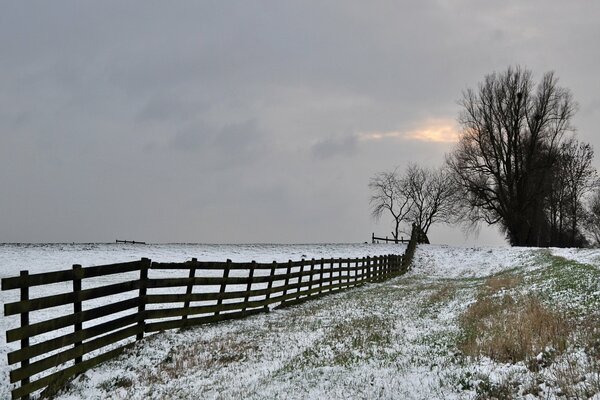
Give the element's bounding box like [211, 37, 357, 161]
[459, 291, 570, 365]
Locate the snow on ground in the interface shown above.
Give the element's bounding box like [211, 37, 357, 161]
[411, 244, 543, 278]
[548, 247, 600, 268]
[0, 243, 405, 276]
[0, 243, 405, 400]
[1, 244, 599, 399]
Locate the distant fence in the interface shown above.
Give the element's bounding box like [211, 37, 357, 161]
[371, 233, 409, 244]
[2, 229, 418, 399]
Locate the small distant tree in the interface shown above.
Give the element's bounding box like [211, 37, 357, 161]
[369, 169, 412, 241]
[406, 164, 458, 241]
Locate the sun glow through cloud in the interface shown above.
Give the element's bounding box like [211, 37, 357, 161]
[361, 119, 460, 143]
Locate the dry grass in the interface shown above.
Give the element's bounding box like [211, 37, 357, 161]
[549, 352, 600, 399]
[481, 274, 522, 295]
[140, 333, 260, 385]
[427, 285, 456, 305]
[459, 294, 570, 365]
[548, 314, 600, 399]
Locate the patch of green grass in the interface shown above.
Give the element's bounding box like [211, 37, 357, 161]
[527, 253, 600, 315]
[282, 314, 394, 370]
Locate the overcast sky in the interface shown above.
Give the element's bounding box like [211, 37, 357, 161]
[1, 1, 599, 245]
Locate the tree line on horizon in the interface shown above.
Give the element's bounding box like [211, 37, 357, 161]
[370, 66, 600, 248]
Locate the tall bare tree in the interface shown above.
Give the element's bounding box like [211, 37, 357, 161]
[447, 66, 577, 246]
[405, 164, 458, 239]
[369, 169, 412, 241]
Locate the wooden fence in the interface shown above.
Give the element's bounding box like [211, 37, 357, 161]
[2, 235, 418, 399]
[371, 233, 409, 244]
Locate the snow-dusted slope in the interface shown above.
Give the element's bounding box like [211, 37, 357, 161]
[1, 244, 598, 399]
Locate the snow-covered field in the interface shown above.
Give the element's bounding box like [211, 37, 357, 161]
[1, 243, 599, 399]
[0, 242, 405, 400]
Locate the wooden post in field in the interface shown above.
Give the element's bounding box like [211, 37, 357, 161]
[329, 259, 334, 292]
[373, 256, 378, 281]
[360, 257, 365, 283]
[242, 261, 255, 312]
[319, 258, 325, 294]
[338, 258, 343, 289]
[182, 258, 197, 325]
[19, 270, 30, 400]
[298, 259, 305, 299]
[346, 259, 351, 287]
[137, 258, 150, 341]
[281, 260, 292, 307]
[72, 264, 83, 365]
[215, 259, 231, 316]
[366, 256, 371, 281]
[309, 258, 315, 297]
[264, 261, 277, 312]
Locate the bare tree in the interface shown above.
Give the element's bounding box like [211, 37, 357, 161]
[447, 66, 577, 246]
[369, 169, 412, 241]
[547, 138, 598, 246]
[585, 189, 600, 246]
[405, 164, 458, 240]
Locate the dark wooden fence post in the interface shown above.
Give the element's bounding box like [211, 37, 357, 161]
[357, 257, 367, 283]
[137, 258, 150, 341]
[281, 260, 292, 307]
[264, 261, 277, 311]
[215, 259, 231, 316]
[338, 258, 342, 289]
[344, 259, 349, 286]
[373, 256, 378, 281]
[388, 255, 392, 276]
[19, 270, 30, 400]
[366, 256, 371, 281]
[319, 258, 325, 294]
[309, 258, 315, 297]
[72, 264, 83, 365]
[242, 261, 255, 312]
[182, 258, 197, 325]
[298, 259, 305, 299]
[329, 259, 334, 292]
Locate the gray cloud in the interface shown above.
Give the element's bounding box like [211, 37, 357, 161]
[1, 1, 599, 244]
[311, 135, 359, 160]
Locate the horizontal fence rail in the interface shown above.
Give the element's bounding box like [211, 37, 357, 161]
[2, 231, 418, 399]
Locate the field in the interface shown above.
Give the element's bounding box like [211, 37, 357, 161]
[1, 243, 599, 399]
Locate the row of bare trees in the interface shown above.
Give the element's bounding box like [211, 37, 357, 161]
[370, 66, 599, 247]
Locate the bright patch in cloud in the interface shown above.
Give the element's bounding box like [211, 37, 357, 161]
[361, 119, 459, 143]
